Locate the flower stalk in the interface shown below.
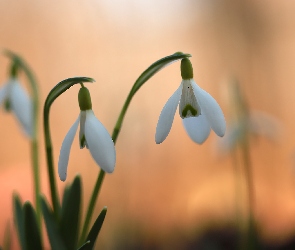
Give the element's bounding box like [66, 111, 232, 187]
[5, 51, 42, 231]
[43, 77, 95, 219]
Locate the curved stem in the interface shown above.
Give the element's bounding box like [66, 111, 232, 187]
[44, 109, 60, 219]
[42, 77, 94, 220]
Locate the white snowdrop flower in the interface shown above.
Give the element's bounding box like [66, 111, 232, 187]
[58, 86, 116, 181]
[0, 78, 32, 137]
[155, 58, 226, 144]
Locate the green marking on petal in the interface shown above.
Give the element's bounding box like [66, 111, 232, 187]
[4, 99, 11, 111]
[80, 135, 87, 148]
[181, 104, 198, 118]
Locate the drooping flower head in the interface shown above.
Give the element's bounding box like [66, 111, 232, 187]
[0, 61, 33, 138]
[58, 86, 116, 181]
[155, 58, 226, 144]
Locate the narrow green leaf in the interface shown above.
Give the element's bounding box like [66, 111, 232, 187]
[23, 202, 42, 250]
[76, 241, 90, 250]
[61, 184, 71, 209]
[82, 207, 107, 250]
[60, 175, 82, 250]
[12, 194, 26, 250]
[130, 52, 191, 96]
[41, 196, 66, 250]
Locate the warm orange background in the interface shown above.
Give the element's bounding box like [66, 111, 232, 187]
[1, 0, 295, 249]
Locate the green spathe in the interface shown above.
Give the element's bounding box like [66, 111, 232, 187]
[181, 58, 193, 79]
[78, 87, 92, 111]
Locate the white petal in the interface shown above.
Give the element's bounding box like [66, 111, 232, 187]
[10, 80, 33, 137]
[155, 84, 182, 144]
[190, 80, 226, 137]
[84, 110, 116, 173]
[58, 116, 80, 181]
[182, 116, 211, 144]
[0, 83, 8, 105]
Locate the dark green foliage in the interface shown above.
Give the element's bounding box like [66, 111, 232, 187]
[41, 197, 67, 250]
[23, 202, 42, 250]
[78, 207, 107, 250]
[13, 194, 26, 250]
[60, 175, 82, 250]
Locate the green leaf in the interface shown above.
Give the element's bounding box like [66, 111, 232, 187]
[13, 194, 26, 250]
[41, 197, 66, 250]
[81, 207, 107, 250]
[130, 52, 191, 96]
[61, 184, 71, 209]
[76, 241, 90, 250]
[60, 175, 82, 250]
[23, 202, 42, 250]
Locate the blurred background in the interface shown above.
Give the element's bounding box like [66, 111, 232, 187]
[1, 0, 295, 249]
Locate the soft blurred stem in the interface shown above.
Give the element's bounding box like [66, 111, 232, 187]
[241, 137, 257, 249]
[229, 80, 257, 249]
[242, 139, 254, 222]
[28, 64, 41, 234]
[6, 52, 42, 233]
[231, 148, 243, 245]
[79, 52, 191, 244]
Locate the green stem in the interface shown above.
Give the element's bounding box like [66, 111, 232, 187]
[42, 77, 94, 220]
[31, 74, 41, 234]
[79, 170, 105, 244]
[79, 91, 133, 244]
[44, 110, 60, 219]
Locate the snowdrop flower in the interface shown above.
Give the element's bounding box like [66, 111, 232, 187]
[156, 58, 226, 144]
[0, 78, 32, 137]
[58, 86, 116, 181]
[217, 111, 282, 154]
